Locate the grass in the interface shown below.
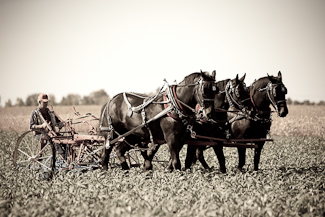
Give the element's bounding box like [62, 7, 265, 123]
[1, 132, 324, 216]
[0, 105, 325, 216]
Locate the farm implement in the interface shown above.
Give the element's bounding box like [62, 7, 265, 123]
[12, 107, 142, 172]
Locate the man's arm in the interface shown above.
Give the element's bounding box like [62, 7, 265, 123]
[29, 110, 48, 130]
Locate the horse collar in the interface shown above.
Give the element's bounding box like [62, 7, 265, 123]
[172, 85, 187, 115]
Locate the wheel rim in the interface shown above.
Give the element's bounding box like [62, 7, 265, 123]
[13, 131, 54, 171]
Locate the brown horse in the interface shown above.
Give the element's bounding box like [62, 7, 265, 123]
[229, 71, 288, 171]
[99, 71, 218, 171]
[184, 74, 249, 172]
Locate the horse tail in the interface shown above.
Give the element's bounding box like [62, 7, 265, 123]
[98, 93, 121, 137]
[98, 101, 110, 137]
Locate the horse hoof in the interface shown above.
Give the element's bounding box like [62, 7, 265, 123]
[142, 167, 152, 172]
[164, 169, 173, 173]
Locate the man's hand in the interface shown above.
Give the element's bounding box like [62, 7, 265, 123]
[31, 122, 50, 131]
[40, 122, 51, 129]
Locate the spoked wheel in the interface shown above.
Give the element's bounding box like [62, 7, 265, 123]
[13, 130, 55, 171]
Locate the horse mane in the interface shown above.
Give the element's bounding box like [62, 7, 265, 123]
[180, 72, 215, 85]
[217, 79, 230, 90]
[252, 77, 269, 90]
[251, 75, 282, 93]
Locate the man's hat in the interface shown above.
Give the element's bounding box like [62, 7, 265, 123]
[38, 93, 49, 102]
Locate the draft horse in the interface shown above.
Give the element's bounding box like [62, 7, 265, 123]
[184, 74, 249, 172]
[229, 71, 288, 171]
[99, 71, 218, 171]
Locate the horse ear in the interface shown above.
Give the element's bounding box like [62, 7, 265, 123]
[267, 73, 274, 82]
[239, 73, 246, 82]
[278, 71, 282, 81]
[212, 70, 216, 80]
[235, 74, 239, 84]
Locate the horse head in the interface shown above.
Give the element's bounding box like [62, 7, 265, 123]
[194, 70, 218, 120]
[251, 71, 288, 117]
[214, 73, 248, 112]
[266, 71, 289, 117]
[178, 70, 217, 121]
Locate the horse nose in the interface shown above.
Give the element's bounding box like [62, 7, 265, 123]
[279, 106, 288, 117]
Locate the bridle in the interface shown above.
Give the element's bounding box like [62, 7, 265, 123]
[258, 82, 287, 115]
[218, 80, 249, 110]
[249, 79, 287, 117]
[165, 76, 217, 121]
[194, 77, 217, 117]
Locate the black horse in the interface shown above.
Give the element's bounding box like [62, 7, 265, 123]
[99, 71, 218, 171]
[229, 71, 288, 171]
[184, 74, 249, 172]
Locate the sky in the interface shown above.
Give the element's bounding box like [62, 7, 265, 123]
[1, 0, 325, 106]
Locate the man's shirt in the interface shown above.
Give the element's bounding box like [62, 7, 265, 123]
[29, 107, 61, 132]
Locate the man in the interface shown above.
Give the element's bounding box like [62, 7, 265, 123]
[30, 93, 65, 158]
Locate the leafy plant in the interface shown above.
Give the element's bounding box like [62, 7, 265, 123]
[1, 131, 324, 216]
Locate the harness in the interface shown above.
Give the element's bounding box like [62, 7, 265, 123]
[258, 82, 287, 114]
[100, 76, 216, 149]
[250, 81, 287, 116]
[224, 80, 248, 111]
[214, 80, 251, 125]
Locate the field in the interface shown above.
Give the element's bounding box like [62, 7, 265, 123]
[0, 105, 325, 216]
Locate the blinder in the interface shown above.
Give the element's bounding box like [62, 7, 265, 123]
[197, 78, 218, 103]
[269, 83, 287, 98]
[228, 81, 247, 98]
[259, 82, 288, 113]
[194, 77, 218, 119]
[217, 80, 249, 110]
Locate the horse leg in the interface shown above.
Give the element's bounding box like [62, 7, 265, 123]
[115, 142, 130, 170]
[161, 119, 184, 171]
[166, 137, 182, 171]
[237, 147, 247, 170]
[166, 159, 173, 171]
[141, 144, 161, 171]
[164, 135, 183, 172]
[213, 143, 226, 173]
[101, 146, 113, 171]
[140, 151, 152, 171]
[254, 142, 265, 171]
[196, 147, 210, 170]
[184, 145, 197, 170]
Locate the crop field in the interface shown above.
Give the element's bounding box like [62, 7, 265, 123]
[0, 105, 325, 216]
